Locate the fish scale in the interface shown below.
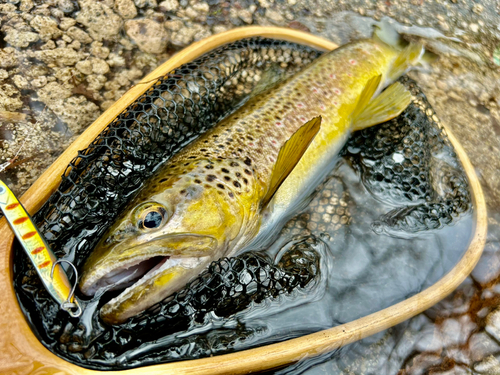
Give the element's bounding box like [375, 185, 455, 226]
[169, 42, 392, 193]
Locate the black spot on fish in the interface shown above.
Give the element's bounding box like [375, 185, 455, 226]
[159, 178, 168, 183]
[243, 178, 248, 185]
[221, 168, 229, 173]
[235, 172, 241, 177]
[244, 157, 252, 166]
[244, 169, 251, 175]
[217, 184, 225, 189]
[233, 181, 241, 188]
[180, 189, 186, 194]
[224, 176, 231, 181]
[194, 179, 201, 183]
[205, 165, 214, 169]
[228, 192, 234, 198]
[206, 175, 216, 182]
[230, 162, 239, 167]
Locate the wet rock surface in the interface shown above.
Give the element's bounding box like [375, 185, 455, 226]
[1, 0, 500, 374]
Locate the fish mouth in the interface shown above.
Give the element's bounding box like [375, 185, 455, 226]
[80, 234, 218, 298]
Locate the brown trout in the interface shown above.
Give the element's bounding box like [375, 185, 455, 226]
[80, 27, 432, 324]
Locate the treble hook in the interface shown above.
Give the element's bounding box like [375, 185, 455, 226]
[51, 259, 82, 318]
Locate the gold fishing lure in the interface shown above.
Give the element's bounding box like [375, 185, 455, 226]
[0, 180, 81, 317]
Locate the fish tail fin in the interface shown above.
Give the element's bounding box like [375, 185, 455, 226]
[374, 21, 437, 82]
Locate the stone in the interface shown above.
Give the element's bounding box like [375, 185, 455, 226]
[33, 48, 86, 66]
[86, 74, 107, 92]
[29, 15, 62, 41]
[41, 40, 56, 50]
[470, 23, 479, 33]
[474, 355, 500, 374]
[75, 60, 93, 75]
[66, 26, 93, 44]
[37, 82, 72, 105]
[469, 332, 500, 362]
[48, 95, 100, 133]
[68, 40, 81, 50]
[192, 2, 209, 14]
[3, 28, 39, 48]
[76, 0, 123, 42]
[158, 0, 178, 12]
[265, 8, 285, 24]
[472, 4, 484, 14]
[58, 17, 76, 30]
[90, 42, 110, 59]
[0, 84, 22, 111]
[170, 23, 210, 47]
[58, 0, 75, 13]
[486, 308, 500, 342]
[106, 53, 126, 67]
[0, 48, 18, 69]
[19, 0, 34, 12]
[0, 4, 16, 12]
[90, 58, 110, 75]
[12, 75, 29, 90]
[238, 8, 254, 24]
[124, 19, 168, 54]
[164, 19, 183, 32]
[212, 25, 228, 34]
[114, 0, 137, 19]
[134, 0, 157, 8]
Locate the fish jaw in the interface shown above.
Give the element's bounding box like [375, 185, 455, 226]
[100, 256, 210, 325]
[79, 233, 218, 297]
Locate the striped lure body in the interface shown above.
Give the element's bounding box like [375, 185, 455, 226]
[0, 180, 77, 313]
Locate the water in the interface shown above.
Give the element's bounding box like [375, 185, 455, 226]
[1, 4, 498, 373]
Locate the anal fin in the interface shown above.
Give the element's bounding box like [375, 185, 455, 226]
[261, 116, 322, 208]
[353, 81, 411, 131]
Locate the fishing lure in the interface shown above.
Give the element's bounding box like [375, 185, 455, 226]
[0, 180, 81, 317]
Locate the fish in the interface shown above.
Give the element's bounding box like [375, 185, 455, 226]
[79, 25, 433, 324]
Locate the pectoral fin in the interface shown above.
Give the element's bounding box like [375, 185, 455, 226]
[352, 81, 411, 131]
[261, 116, 322, 208]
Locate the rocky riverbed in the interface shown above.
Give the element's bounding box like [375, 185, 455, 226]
[1, 0, 500, 374]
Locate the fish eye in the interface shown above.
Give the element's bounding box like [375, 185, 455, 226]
[132, 202, 169, 231]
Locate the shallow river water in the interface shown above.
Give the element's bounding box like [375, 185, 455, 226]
[1, 1, 500, 374]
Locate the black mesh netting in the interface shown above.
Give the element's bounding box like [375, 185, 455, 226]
[341, 76, 471, 235]
[51, 239, 320, 369]
[11, 37, 472, 370]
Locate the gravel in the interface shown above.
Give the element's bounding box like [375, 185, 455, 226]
[1, 1, 500, 374]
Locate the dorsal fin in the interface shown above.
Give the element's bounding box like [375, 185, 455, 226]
[261, 116, 322, 208]
[353, 81, 411, 131]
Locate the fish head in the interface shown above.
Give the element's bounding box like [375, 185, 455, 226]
[79, 158, 263, 324]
